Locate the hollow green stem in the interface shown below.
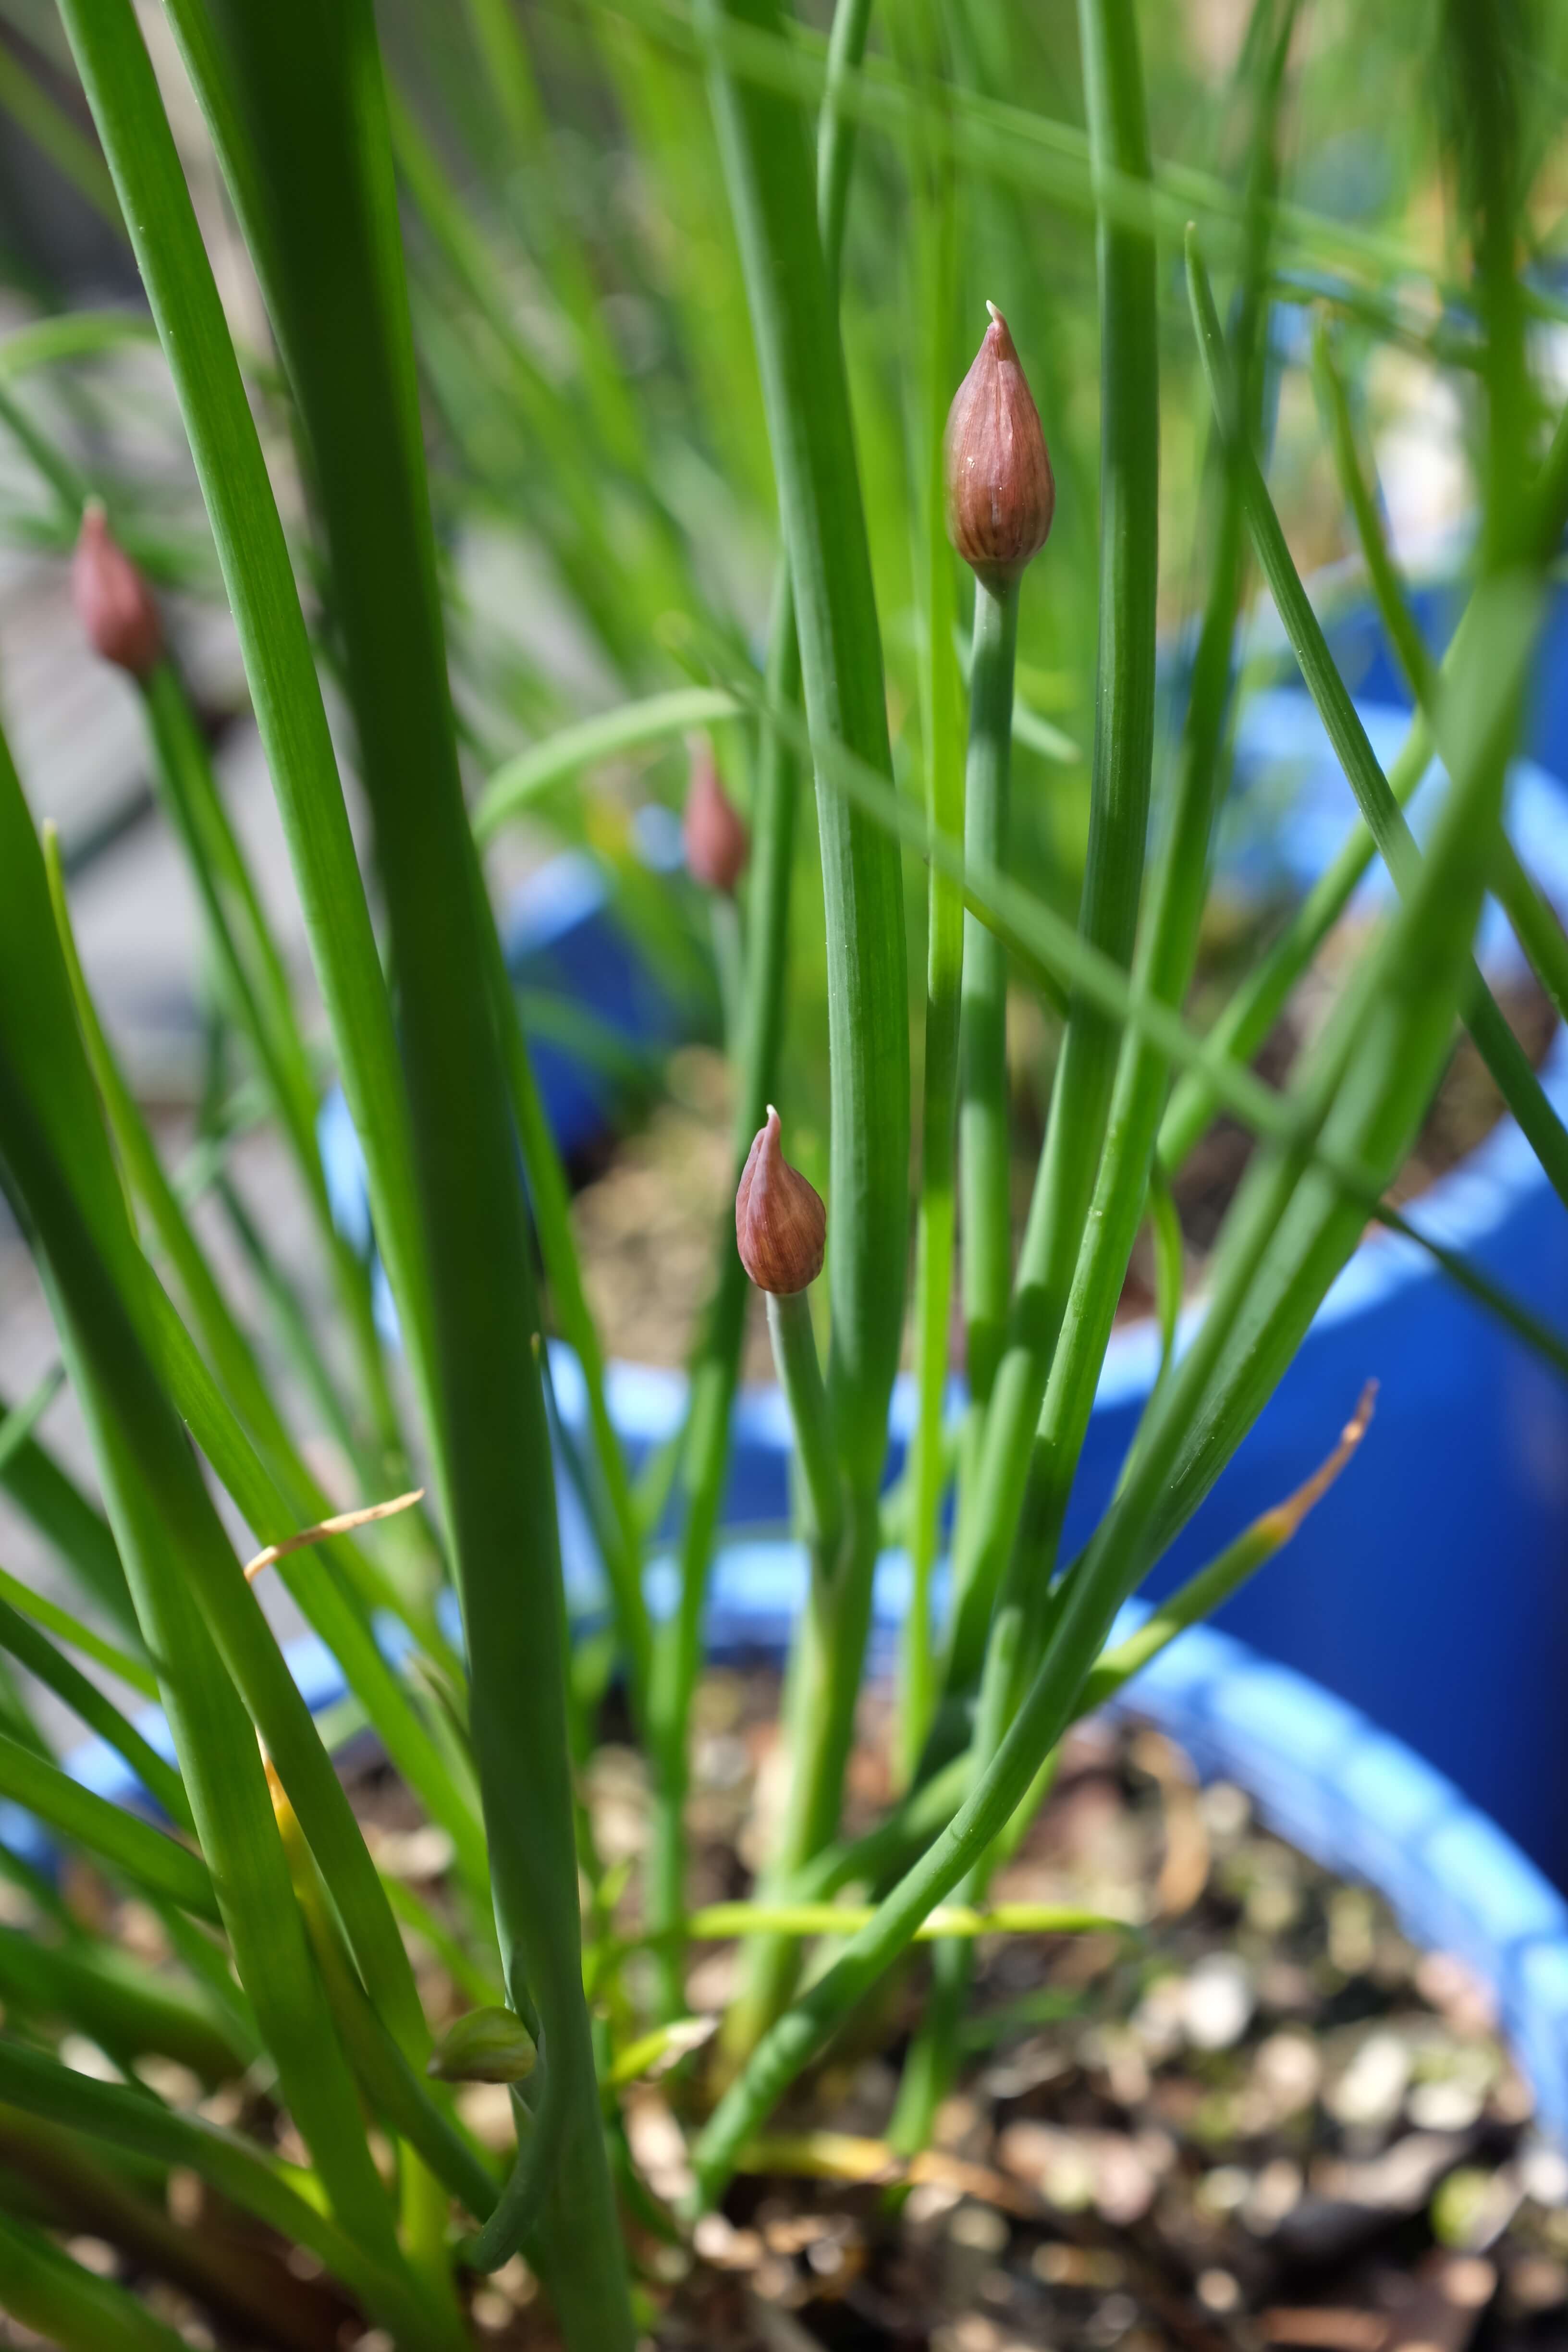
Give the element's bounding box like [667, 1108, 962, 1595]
[721, 1488, 881, 2060]
[139, 666, 422, 1530]
[896, 98, 965, 1784]
[647, 596, 802, 2018]
[473, 839, 652, 1713]
[696, 0, 906, 2059]
[958, 578, 1020, 1405]
[767, 1289, 845, 1557]
[645, 0, 871, 2022]
[173, 1, 632, 2330]
[940, 0, 1160, 1701]
[991, 5, 1295, 1727]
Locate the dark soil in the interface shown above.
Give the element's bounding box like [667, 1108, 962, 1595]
[598, 1692, 1568, 2352]
[9, 1700, 1566, 2352]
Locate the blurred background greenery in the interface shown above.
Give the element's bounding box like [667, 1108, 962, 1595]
[0, 0, 1563, 1212]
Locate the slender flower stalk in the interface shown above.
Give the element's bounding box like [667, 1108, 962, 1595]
[645, 0, 874, 2027]
[722, 1107, 852, 2058]
[939, 0, 1160, 1708]
[949, 302, 1055, 1421]
[736, 1108, 839, 1549]
[896, 81, 965, 1782]
[696, 0, 909, 2062]
[894, 15, 1290, 2159]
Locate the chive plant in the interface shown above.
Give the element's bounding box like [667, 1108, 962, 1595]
[0, 0, 1560, 2344]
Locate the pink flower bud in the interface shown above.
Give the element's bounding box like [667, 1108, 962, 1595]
[944, 304, 1055, 589]
[72, 500, 162, 680]
[735, 1106, 826, 1295]
[683, 737, 748, 893]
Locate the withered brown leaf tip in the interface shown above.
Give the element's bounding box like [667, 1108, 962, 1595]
[944, 302, 1055, 589]
[735, 1106, 826, 1295]
[683, 736, 749, 894]
[72, 499, 163, 681]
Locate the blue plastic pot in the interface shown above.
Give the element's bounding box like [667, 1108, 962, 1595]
[1316, 572, 1568, 795]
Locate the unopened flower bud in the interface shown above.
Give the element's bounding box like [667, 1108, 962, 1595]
[426, 2005, 537, 2085]
[683, 737, 748, 893]
[735, 1105, 825, 1295]
[72, 499, 163, 679]
[944, 303, 1054, 589]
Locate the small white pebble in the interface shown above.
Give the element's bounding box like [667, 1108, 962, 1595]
[1183, 1955, 1252, 2051]
[1197, 2269, 1242, 2314]
[1196, 2165, 1251, 2217]
[1244, 2157, 1304, 2233]
[948, 2202, 1009, 2254]
[65, 2236, 117, 2277]
[1200, 1781, 1250, 1840]
[1253, 2030, 1322, 2115]
[1522, 2144, 1568, 2206]
[1328, 2030, 1410, 2128]
[59, 2034, 122, 2083]
[1409, 2076, 1486, 2132]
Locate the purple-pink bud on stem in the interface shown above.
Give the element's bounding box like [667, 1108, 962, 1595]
[72, 499, 163, 680]
[944, 303, 1055, 589]
[683, 736, 749, 893]
[735, 1106, 826, 1295]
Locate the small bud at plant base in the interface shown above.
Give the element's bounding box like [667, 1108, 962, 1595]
[426, 2005, 538, 2085]
[735, 1105, 826, 1294]
[944, 303, 1055, 589]
[72, 499, 163, 680]
[683, 737, 748, 893]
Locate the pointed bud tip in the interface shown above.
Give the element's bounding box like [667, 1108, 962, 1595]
[72, 499, 162, 679]
[735, 1107, 825, 1294]
[682, 736, 749, 893]
[944, 306, 1055, 589]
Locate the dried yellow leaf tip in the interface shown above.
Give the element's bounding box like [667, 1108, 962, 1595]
[735, 1105, 825, 1295]
[683, 735, 749, 893]
[944, 303, 1055, 589]
[72, 498, 163, 680]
